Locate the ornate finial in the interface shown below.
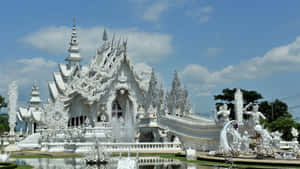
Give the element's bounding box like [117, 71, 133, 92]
[73, 16, 76, 27]
[102, 29, 108, 41]
[111, 33, 116, 49]
[33, 80, 38, 90]
[66, 17, 82, 63]
[123, 38, 128, 54]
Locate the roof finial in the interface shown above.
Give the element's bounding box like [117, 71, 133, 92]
[123, 38, 128, 54]
[33, 80, 38, 90]
[65, 17, 82, 64]
[73, 16, 76, 27]
[102, 29, 108, 41]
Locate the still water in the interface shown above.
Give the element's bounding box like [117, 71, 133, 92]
[16, 157, 228, 169]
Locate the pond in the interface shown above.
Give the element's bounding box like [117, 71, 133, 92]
[15, 157, 229, 169]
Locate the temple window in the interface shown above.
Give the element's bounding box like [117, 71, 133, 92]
[112, 100, 123, 118]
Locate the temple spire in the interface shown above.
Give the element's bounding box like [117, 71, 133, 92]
[29, 80, 42, 108]
[172, 70, 181, 91]
[102, 29, 108, 41]
[65, 17, 82, 66]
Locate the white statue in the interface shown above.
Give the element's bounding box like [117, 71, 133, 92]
[244, 104, 266, 125]
[100, 113, 107, 122]
[148, 104, 156, 118]
[85, 116, 91, 127]
[241, 131, 249, 153]
[292, 127, 299, 137]
[216, 104, 230, 123]
[0, 152, 11, 162]
[8, 81, 18, 136]
[291, 127, 299, 141]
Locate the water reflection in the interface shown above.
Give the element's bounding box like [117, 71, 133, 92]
[16, 157, 229, 169]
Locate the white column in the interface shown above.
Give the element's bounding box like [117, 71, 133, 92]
[32, 123, 34, 134]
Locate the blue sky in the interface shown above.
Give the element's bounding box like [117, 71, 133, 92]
[1, 0, 300, 119]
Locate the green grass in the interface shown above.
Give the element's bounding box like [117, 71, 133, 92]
[159, 154, 300, 169]
[112, 153, 300, 169]
[0, 162, 17, 169]
[16, 165, 33, 169]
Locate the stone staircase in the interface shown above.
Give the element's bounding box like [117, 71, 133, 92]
[17, 133, 41, 149]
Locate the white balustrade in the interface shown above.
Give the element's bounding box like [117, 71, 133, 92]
[41, 142, 182, 153]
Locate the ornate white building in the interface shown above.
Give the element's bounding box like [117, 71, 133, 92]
[16, 20, 222, 152]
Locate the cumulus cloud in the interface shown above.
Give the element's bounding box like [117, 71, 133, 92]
[0, 57, 57, 106]
[20, 26, 173, 63]
[131, 0, 214, 24]
[131, 0, 169, 22]
[182, 36, 300, 95]
[143, 1, 169, 22]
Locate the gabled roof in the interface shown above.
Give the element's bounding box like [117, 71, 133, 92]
[47, 29, 152, 108]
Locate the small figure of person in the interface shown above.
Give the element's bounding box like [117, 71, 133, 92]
[234, 120, 239, 130]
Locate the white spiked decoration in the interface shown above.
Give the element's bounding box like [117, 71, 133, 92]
[65, 17, 82, 66]
[29, 81, 42, 108]
[8, 81, 18, 136]
[103, 29, 108, 41]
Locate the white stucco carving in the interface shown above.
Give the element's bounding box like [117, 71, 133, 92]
[8, 81, 18, 136]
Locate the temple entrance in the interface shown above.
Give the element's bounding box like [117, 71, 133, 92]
[112, 100, 123, 119]
[111, 89, 135, 142]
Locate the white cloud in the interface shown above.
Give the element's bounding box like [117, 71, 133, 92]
[132, 0, 214, 24]
[17, 58, 56, 73]
[0, 57, 57, 106]
[20, 26, 173, 63]
[143, 1, 169, 22]
[182, 36, 300, 95]
[131, 0, 169, 22]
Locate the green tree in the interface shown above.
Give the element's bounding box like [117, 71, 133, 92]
[0, 94, 8, 135]
[260, 99, 295, 141]
[264, 116, 295, 141]
[214, 88, 263, 119]
[259, 99, 292, 122]
[0, 95, 7, 110]
[215, 88, 298, 141]
[214, 88, 263, 104]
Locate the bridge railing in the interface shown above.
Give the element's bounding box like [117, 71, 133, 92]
[41, 142, 182, 153]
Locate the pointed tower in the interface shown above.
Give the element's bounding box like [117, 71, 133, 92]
[102, 29, 108, 41]
[145, 68, 159, 111]
[101, 29, 110, 50]
[65, 17, 82, 68]
[29, 81, 42, 108]
[234, 88, 243, 124]
[172, 70, 181, 93]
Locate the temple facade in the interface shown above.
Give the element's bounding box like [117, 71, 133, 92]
[16, 20, 221, 151]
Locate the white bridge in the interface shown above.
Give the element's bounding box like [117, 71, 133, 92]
[127, 157, 181, 166]
[41, 142, 182, 153]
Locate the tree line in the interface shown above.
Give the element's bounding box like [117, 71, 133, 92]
[215, 88, 300, 141]
[0, 95, 8, 135]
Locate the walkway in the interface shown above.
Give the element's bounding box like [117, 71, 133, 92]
[196, 152, 300, 166]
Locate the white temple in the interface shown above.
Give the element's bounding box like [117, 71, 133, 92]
[15, 19, 222, 152]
